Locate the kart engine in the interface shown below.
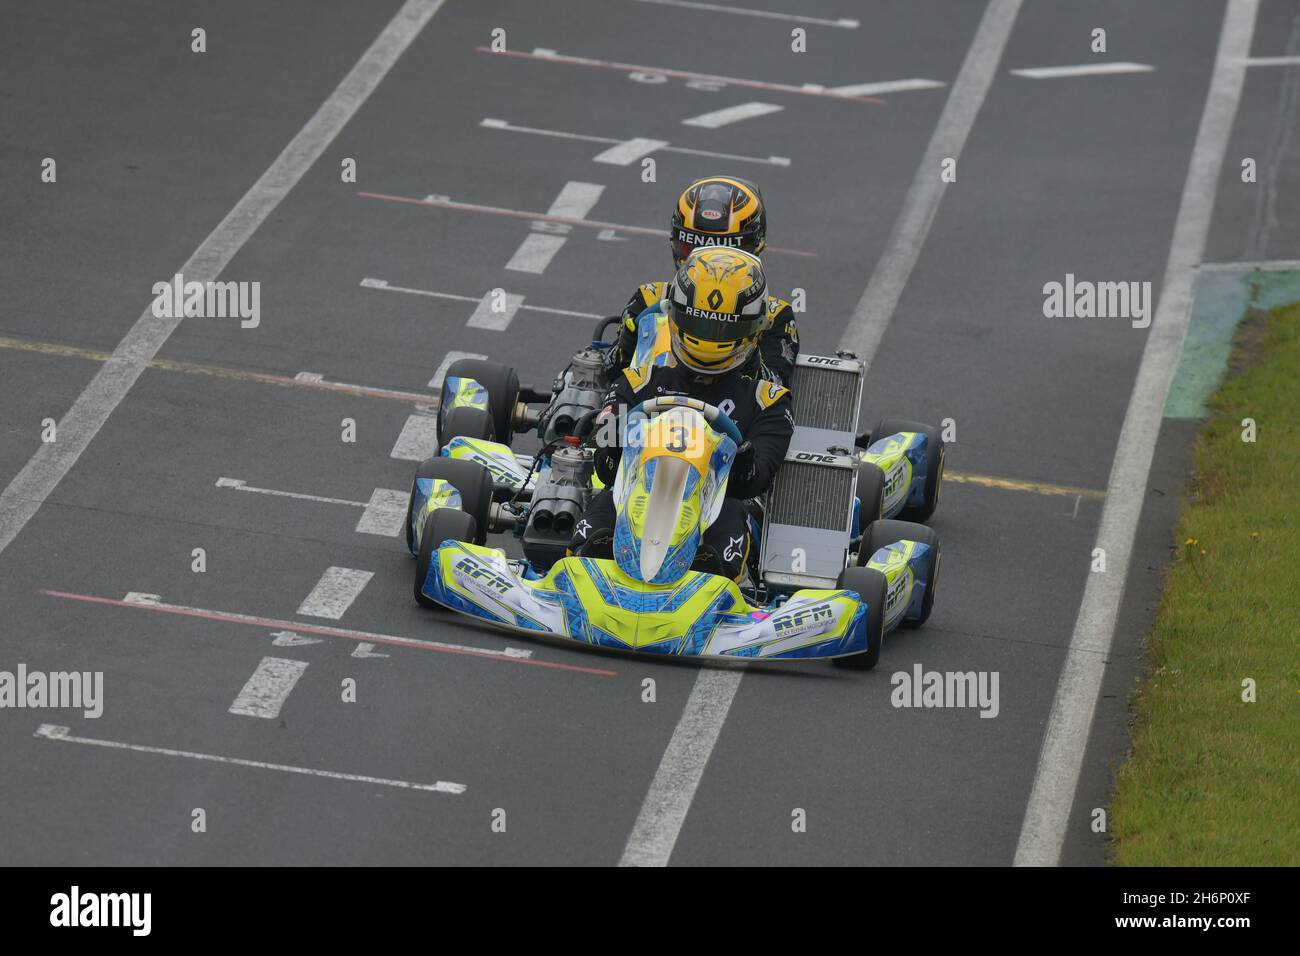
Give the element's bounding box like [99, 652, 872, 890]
[543, 347, 607, 443]
[522, 441, 595, 570]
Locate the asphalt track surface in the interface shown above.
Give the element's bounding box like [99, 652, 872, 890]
[1, 0, 1298, 865]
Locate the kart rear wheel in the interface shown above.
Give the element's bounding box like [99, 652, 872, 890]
[859, 518, 940, 627]
[832, 566, 888, 670]
[405, 457, 494, 553]
[438, 406, 494, 450]
[855, 460, 886, 535]
[415, 507, 477, 609]
[437, 358, 520, 449]
[868, 418, 944, 522]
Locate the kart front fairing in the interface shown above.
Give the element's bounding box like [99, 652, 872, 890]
[418, 541, 869, 661]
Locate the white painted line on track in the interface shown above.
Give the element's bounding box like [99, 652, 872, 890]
[618, 0, 1027, 869]
[352, 642, 390, 659]
[475, 48, 886, 103]
[35, 723, 465, 794]
[430, 350, 487, 389]
[355, 488, 410, 537]
[1200, 259, 1300, 271]
[271, 630, 324, 647]
[0, 0, 447, 565]
[297, 567, 373, 620]
[840, 0, 1021, 366]
[37, 589, 629, 676]
[362, 277, 603, 319]
[356, 196, 817, 257]
[681, 102, 784, 128]
[505, 233, 568, 273]
[1243, 55, 1300, 66]
[1011, 62, 1154, 79]
[467, 289, 525, 330]
[593, 137, 670, 165]
[390, 414, 439, 461]
[545, 181, 606, 220]
[215, 477, 366, 508]
[1014, 0, 1259, 868]
[503, 181, 603, 275]
[629, 0, 859, 29]
[228, 657, 308, 719]
[481, 118, 790, 166]
[828, 78, 946, 96]
[290, 368, 430, 404]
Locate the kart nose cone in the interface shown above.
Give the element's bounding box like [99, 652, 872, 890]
[639, 457, 689, 582]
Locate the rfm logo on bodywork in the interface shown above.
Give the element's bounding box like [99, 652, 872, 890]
[454, 556, 512, 596]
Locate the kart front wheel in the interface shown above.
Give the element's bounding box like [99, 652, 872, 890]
[832, 566, 888, 671]
[415, 508, 477, 609]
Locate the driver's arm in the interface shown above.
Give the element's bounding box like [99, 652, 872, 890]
[592, 371, 637, 484]
[728, 380, 794, 499]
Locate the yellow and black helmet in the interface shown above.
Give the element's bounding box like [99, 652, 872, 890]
[670, 176, 767, 267]
[667, 247, 768, 375]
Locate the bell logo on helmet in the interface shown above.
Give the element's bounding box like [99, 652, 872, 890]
[700, 208, 723, 220]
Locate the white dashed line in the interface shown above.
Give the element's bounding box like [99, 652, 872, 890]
[390, 414, 440, 461]
[480, 118, 791, 166]
[593, 137, 671, 165]
[297, 567, 373, 620]
[502, 182, 603, 275]
[1011, 62, 1154, 79]
[352, 642, 391, 659]
[0, 0, 447, 566]
[35, 724, 466, 794]
[505, 233, 569, 273]
[430, 350, 487, 389]
[629, 0, 858, 27]
[545, 181, 606, 220]
[467, 289, 526, 330]
[228, 657, 308, 719]
[355, 488, 410, 537]
[682, 102, 784, 128]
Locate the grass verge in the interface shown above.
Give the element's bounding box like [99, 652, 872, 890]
[1111, 301, 1300, 865]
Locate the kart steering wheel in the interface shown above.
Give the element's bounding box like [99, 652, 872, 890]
[632, 396, 743, 445]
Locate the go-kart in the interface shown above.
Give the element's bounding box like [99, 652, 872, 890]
[403, 324, 946, 669]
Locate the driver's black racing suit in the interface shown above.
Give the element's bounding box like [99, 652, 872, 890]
[604, 281, 800, 387]
[571, 356, 794, 581]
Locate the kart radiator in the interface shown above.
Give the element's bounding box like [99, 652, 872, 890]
[768, 460, 853, 532]
[760, 354, 865, 591]
[789, 360, 859, 433]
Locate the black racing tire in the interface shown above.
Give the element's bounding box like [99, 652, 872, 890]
[405, 457, 493, 554]
[855, 461, 886, 535]
[832, 566, 889, 671]
[437, 358, 520, 449]
[859, 518, 940, 627]
[869, 418, 944, 523]
[415, 508, 478, 609]
[437, 406, 495, 452]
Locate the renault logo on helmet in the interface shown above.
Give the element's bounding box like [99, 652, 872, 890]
[707, 289, 723, 310]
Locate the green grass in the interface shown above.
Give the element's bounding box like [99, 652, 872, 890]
[1110, 302, 1300, 866]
